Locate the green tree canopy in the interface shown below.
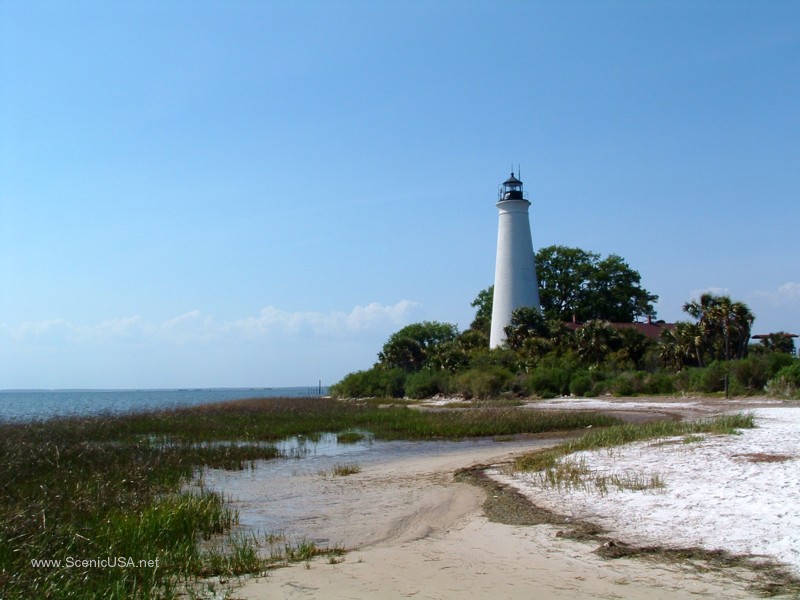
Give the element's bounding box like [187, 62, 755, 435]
[503, 306, 550, 351]
[469, 286, 494, 335]
[682, 293, 755, 363]
[471, 246, 658, 332]
[659, 321, 703, 369]
[536, 245, 658, 322]
[756, 332, 797, 355]
[574, 320, 618, 366]
[377, 321, 459, 372]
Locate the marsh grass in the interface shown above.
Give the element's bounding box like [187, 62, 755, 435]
[331, 463, 361, 476]
[1, 396, 619, 599]
[262, 535, 344, 565]
[532, 457, 666, 495]
[437, 397, 525, 409]
[593, 472, 666, 495]
[51, 397, 620, 443]
[336, 431, 367, 444]
[0, 414, 285, 598]
[682, 434, 705, 444]
[318, 463, 362, 476]
[515, 413, 754, 496]
[515, 413, 755, 473]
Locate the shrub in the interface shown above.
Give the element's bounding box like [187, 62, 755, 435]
[454, 366, 514, 399]
[606, 371, 644, 396]
[676, 362, 727, 394]
[768, 352, 795, 376]
[599, 371, 674, 396]
[641, 372, 675, 394]
[569, 371, 594, 397]
[330, 367, 406, 398]
[728, 355, 771, 391]
[766, 361, 800, 399]
[467, 347, 518, 371]
[524, 365, 572, 398]
[404, 370, 450, 399]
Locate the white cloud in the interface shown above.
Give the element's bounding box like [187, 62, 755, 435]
[228, 300, 421, 338]
[78, 316, 151, 341]
[754, 282, 800, 306]
[0, 301, 427, 388]
[11, 319, 72, 340]
[163, 310, 203, 329]
[1, 301, 421, 346]
[345, 300, 420, 331]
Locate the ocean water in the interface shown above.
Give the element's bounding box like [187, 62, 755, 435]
[0, 387, 328, 422]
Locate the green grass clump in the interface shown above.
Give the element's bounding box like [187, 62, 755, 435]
[331, 463, 361, 476]
[533, 457, 666, 495]
[515, 413, 755, 473]
[336, 431, 367, 444]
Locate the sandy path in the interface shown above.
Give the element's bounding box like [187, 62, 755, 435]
[232, 400, 775, 600]
[248, 520, 758, 600]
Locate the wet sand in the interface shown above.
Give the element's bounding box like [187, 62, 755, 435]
[232, 397, 791, 599]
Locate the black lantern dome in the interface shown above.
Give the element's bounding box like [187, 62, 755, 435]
[500, 172, 524, 201]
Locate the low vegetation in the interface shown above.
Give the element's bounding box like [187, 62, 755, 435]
[0, 422, 278, 598]
[331, 463, 362, 476]
[0, 397, 618, 599]
[765, 362, 800, 399]
[331, 253, 798, 401]
[512, 414, 754, 499]
[532, 456, 666, 495]
[514, 413, 755, 474]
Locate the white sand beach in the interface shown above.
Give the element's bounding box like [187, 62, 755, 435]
[231, 397, 798, 599]
[493, 406, 800, 576]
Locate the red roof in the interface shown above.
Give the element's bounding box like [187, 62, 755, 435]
[564, 320, 676, 341]
[752, 333, 799, 339]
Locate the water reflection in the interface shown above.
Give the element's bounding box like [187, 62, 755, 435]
[272, 431, 373, 458]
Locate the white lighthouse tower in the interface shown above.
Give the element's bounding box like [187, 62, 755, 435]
[489, 171, 541, 348]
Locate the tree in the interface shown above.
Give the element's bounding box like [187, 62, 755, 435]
[756, 332, 797, 355]
[535, 245, 658, 322]
[457, 328, 489, 352]
[470, 286, 494, 335]
[574, 320, 618, 366]
[503, 306, 549, 351]
[682, 293, 755, 363]
[609, 327, 655, 370]
[585, 255, 658, 322]
[425, 340, 470, 373]
[535, 246, 596, 320]
[659, 322, 704, 370]
[377, 321, 459, 372]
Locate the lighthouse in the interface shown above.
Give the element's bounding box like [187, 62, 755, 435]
[489, 171, 541, 348]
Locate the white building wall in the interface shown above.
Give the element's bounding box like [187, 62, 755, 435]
[489, 198, 540, 348]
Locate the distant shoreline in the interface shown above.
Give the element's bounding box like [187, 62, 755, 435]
[0, 386, 329, 421]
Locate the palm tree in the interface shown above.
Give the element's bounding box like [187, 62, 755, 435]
[575, 320, 617, 366]
[682, 293, 754, 362]
[660, 322, 705, 368]
[730, 301, 755, 359]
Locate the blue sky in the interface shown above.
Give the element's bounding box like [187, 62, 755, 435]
[1, 1, 798, 389]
